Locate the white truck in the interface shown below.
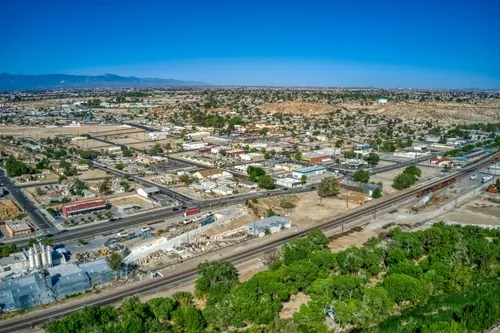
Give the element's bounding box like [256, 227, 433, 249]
[481, 175, 493, 183]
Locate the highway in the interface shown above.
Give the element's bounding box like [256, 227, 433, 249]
[0, 151, 497, 332]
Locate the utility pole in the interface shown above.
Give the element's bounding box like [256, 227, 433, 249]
[346, 189, 349, 208]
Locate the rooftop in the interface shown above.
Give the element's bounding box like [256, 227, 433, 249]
[6, 220, 31, 231]
[293, 165, 327, 173]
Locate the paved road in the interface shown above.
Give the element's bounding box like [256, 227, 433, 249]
[2, 184, 314, 248]
[0, 169, 55, 233]
[4, 152, 499, 332]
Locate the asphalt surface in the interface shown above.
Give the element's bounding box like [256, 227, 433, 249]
[3, 184, 313, 248]
[2, 152, 498, 332]
[0, 168, 55, 233]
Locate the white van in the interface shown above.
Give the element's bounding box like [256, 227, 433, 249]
[470, 174, 477, 180]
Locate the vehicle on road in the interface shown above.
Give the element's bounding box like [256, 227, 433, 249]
[184, 207, 200, 217]
[481, 175, 493, 183]
[470, 174, 478, 180]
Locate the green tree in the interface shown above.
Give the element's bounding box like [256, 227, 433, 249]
[115, 163, 125, 170]
[120, 180, 131, 192]
[404, 165, 422, 178]
[365, 152, 380, 165]
[294, 151, 302, 161]
[147, 297, 176, 322]
[99, 178, 111, 194]
[353, 169, 370, 183]
[195, 261, 238, 303]
[317, 177, 340, 199]
[280, 199, 296, 210]
[106, 252, 123, 280]
[372, 187, 382, 198]
[300, 174, 307, 184]
[258, 175, 275, 189]
[392, 172, 417, 190]
[383, 273, 423, 304]
[267, 208, 276, 217]
[247, 165, 266, 182]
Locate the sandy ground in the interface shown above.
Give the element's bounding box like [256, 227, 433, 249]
[0, 125, 128, 138]
[280, 293, 311, 319]
[71, 139, 112, 150]
[0, 199, 22, 220]
[110, 196, 152, 209]
[437, 196, 500, 226]
[371, 165, 442, 194]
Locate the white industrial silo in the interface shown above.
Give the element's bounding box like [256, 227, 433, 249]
[33, 245, 41, 268]
[46, 246, 53, 267]
[41, 245, 48, 267]
[28, 247, 35, 270]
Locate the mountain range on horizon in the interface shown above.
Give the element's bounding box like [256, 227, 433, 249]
[0, 73, 209, 90]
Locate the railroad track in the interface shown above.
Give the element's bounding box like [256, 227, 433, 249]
[0, 152, 497, 332]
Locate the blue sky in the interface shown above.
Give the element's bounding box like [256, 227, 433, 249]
[1, 0, 499, 88]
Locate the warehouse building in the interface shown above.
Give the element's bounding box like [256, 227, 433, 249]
[243, 216, 292, 238]
[137, 186, 160, 198]
[182, 142, 208, 150]
[276, 177, 303, 188]
[292, 166, 327, 179]
[240, 153, 265, 161]
[117, 204, 141, 215]
[5, 221, 32, 237]
[61, 199, 107, 218]
[302, 152, 331, 164]
[148, 131, 170, 141]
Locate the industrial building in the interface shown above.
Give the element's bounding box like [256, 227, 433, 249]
[5, 220, 32, 237]
[243, 216, 292, 237]
[187, 131, 211, 141]
[0, 258, 116, 312]
[302, 151, 331, 164]
[240, 153, 265, 161]
[182, 142, 208, 150]
[117, 204, 141, 215]
[137, 186, 160, 198]
[148, 131, 170, 141]
[292, 166, 327, 179]
[276, 177, 303, 188]
[61, 199, 107, 218]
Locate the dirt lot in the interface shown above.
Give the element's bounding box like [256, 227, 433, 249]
[71, 139, 111, 150]
[0, 200, 22, 220]
[0, 125, 128, 138]
[438, 196, 500, 226]
[109, 195, 152, 209]
[371, 165, 441, 195]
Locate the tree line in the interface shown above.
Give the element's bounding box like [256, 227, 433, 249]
[43, 222, 500, 333]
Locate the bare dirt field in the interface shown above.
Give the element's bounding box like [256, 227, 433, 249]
[437, 196, 500, 226]
[71, 139, 111, 150]
[79, 169, 108, 180]
[0, 200, 22, 220]
[0, 125, 127, 138]
[109, 195, 153, 209]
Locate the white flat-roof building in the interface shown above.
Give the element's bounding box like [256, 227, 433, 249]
[276, 177, 303, 188]
[292, 166, 327, 179]
[149, 131, 169, 141]
[182, 142, 208, 150]
[137, 186, 160, 198]
[243, 216, 292, 238]
[108, 146, 122, 154]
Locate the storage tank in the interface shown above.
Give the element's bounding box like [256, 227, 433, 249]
[28, 247, 35, 270]
[41, 245, 48, 267]
[33, 245, 41, 268]
[46, 246, 53, 267]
